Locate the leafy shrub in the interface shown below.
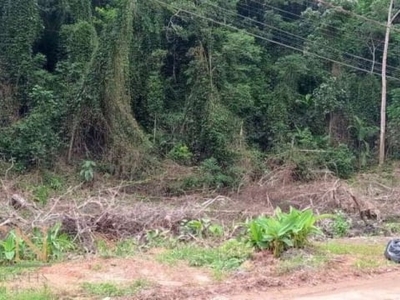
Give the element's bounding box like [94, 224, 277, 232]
[80, 160, 96, 182]
[331, 210, 351, 237]
[181, 157, 235, 191]
[200, 157, 233, 188]
[42, 172, 64, 190]
[247, 207, 331, 257]
[323, 144, 356, 179]
[275, 140, 356, 181]
[168, 144, 193, 165]
[33, 185, 50, 205]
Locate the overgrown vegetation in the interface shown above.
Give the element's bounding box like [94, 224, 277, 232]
[332, 210, 351, 237]
[158, 239, 252, 271]
[0, 223, 74, 264]
[81, 279, 151, 297]
[0, 287, 54, 300]
[1, 0, 399, 187]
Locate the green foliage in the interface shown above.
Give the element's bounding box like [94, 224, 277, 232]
[0, 233, 18, 262]
[81, 279, 150, 297]
[387, 88, 400, 158]
[158, 239, 252, 271]
[42, 173, 64, 191]
[143, 229, 177, 249]
[348, 116, 378, 168]
[168, 144, 193, 165]
[332, 210, 351, 237]
[181, 157, 236, 190]
[0, 287, 54, 300]
[0, 85, 62, 167]
[276, 249, 329, 275]
[277, 136, 356, 181]
[60, 21, 98, 64]
[0, 0, 42, 80]
[180, 218, 224, 239]
[323, 144, 356, 179]
[32, 223, 75, 260]
[33, 185, 51, 205]
[199, 158, 234, 189]
[0, 0, 398, 178]
[247, 207, 331, 257]
[79, 160, 96, 182]
[0, 223, 74, 263]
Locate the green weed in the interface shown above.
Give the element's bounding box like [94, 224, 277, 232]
[145, 229, 174, 247]
[0, 262, 44, 282]
[317, 240, 393, 271]
[318, 241, 383, 256]
[180, 218, 224, 239]
[276, 249, 329, 275]
[384, 222, 400, 234]
[33, 185, 50, 205]
[158, 239, 252, 271]
[96, 238, 137, 258]
[0, 287, 54, 300]
[332, 210, 351, 237]
[353, 257, 382, 270]
[81, 279, 151, 297]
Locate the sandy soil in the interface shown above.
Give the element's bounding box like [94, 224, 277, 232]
[219, 272, 400, 299]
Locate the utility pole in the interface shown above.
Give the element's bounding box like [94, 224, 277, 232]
[380, 0, 400, 165]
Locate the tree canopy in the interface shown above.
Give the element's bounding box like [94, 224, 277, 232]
[1, 0, 400, 184]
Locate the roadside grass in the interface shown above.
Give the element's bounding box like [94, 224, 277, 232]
[384, 222, 400, 234]
[276, 239, 397, 275]
[96, 238, 138, 258]
[0, 262, 45, 282]
[319, 241, 384, 256]
[157, 239, 252, 278]
[0, 286, 54, 300]
[81, 278, 151, 297]
[276, 249, 330, 275]
[317, 239, 395, 271]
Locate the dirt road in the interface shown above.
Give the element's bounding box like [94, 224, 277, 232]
[218, 272, 400, 300]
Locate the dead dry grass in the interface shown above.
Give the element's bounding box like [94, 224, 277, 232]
[2, 162, 400, 254]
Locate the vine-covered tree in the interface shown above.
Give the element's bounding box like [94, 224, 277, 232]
[0, 0, 400, 183]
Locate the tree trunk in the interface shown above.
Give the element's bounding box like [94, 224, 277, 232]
[379, 0, 394, 165]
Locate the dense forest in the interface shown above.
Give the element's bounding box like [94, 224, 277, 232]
[1, 0, 400, 188]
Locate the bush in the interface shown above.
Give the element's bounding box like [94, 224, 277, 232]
[274, 142, 356, 181]
[181, 157, 235, 191]
[247, 207, 331, 257]
[331, 210, 351, 237]
[0, 85, 62, 167]
[323, 144, 356, 179]
[168, 143, 193, 165]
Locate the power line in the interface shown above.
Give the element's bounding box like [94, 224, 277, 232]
[155, 0, 400, 81]
[317, 0, 400, 33]
[205, 1, 400, 74]
[238, 0, 389, 53]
